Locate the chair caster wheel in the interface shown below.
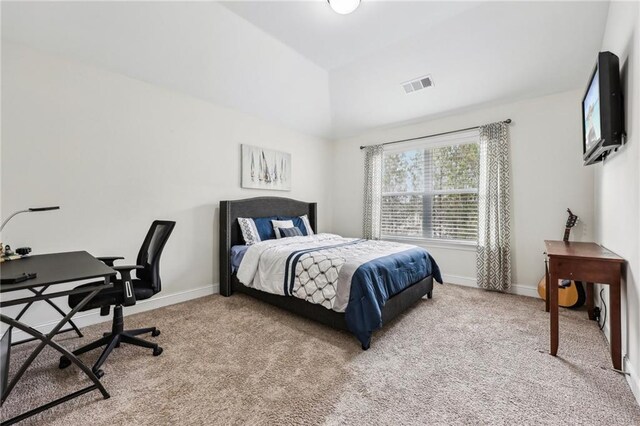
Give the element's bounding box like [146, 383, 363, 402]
[59, 356, 71, 369]
[153, 346, 163, 356]
[93, 369, 104, 379]
[151, 329, 161, 337]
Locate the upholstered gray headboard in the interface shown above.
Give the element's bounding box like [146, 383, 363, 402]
[219, 197, 317, 296]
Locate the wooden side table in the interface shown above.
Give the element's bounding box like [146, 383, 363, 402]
[544, 240, 625, 370]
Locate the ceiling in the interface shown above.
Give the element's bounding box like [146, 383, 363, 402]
[2, 1, 610, 139]
[220, 1, 480, 70]
[224, 1, 610, 137]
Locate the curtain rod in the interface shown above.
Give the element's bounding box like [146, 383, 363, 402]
[359, 119, 512, 150]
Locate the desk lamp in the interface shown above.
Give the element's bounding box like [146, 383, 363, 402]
[0, 206, 60, 260]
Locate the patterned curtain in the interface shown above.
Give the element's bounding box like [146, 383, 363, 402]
[476, 122, 512, 291]
[363, 145, 384, 240]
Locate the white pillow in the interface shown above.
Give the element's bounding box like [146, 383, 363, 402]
[300, 214, 314, 236]
[238, 218, 261, 245]
[271, 220, 294, 239]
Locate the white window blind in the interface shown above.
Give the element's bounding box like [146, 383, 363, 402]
[381, 130, 480, 242]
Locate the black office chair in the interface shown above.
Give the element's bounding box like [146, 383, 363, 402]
[59, 220, 176, 377]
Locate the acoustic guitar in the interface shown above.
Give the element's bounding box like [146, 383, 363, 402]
[536, 209, 586, 309]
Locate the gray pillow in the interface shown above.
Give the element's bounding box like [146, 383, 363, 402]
[277, 227, 303, 238]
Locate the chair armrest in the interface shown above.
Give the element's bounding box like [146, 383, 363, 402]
[97, 256, 125, 267]
[112, 265, 144, 273]
[112, 265, 144, 306]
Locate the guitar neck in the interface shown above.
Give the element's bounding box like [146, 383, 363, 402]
[563, 227, 571, 242]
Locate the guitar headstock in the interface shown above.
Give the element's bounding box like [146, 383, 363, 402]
[566, 208, 578, 228]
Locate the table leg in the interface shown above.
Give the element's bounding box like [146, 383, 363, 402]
[586, 282, 595, 321]
[611, 281, 622, 370]
[35, 288, 84, 338]
[549, 266, 559, 356]
[1, 287, 108, 403]
[0, 314, 109, 400]
[545, 259, 550, 313]
[7, 287, 84, 347]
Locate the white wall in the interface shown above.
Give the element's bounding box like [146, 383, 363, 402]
[594, 0, 640, 403]
[1, 1, 332, 138]
[0, 42, 332, 333]
[331, 90, 595, 296]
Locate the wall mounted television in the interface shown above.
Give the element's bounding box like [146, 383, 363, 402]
[582, 51, 625, 165]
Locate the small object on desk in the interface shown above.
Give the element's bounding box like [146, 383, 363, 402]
[1, 255, 22, 262]
[16, 247, 32, 256]
[1, 245, 22, 262]
[1, 272, 37, 284]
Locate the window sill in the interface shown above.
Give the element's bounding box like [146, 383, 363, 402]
[382, 236, 477, 252]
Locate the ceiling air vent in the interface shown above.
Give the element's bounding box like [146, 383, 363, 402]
[402, 75, 434, 94]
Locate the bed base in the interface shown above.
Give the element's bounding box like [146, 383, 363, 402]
[231, 274, 433, 349]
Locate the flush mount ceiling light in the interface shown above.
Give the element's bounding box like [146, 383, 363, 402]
[327, 0, 361, 15]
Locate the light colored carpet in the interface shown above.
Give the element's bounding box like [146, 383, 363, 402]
[1, 284, 638, 425]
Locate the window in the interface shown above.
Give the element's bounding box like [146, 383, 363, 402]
[381, 131, 480, 242]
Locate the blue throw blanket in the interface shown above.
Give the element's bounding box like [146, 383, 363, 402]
[344, 247, 442, 348]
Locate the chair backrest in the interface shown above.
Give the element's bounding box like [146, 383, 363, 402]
[136, 220, 176, 293]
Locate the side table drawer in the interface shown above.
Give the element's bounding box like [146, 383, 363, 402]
[550, 258, 621, 284]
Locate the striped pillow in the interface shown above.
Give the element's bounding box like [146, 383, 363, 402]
[300, 215, 314, 236]
[277, 227, 303, 238]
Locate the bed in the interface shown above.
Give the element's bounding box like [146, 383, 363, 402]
[219, 196, 442, 349]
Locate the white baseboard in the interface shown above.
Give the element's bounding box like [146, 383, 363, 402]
[11, 283, 219, 343]
[509, 283, 540, 298]
[442, 274, 538, 298]
[442, 273, 477, 287]
[624, 355, 640, 407]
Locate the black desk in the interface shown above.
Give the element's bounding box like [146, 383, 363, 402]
[1, 252, 120, 343]
[0, 251, 116, 425]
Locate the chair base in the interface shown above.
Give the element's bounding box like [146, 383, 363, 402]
[59, 305, 162, 376]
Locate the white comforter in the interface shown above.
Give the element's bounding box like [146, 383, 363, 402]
[236, 233, 416, 312]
